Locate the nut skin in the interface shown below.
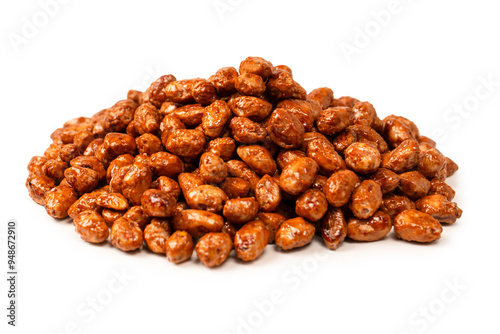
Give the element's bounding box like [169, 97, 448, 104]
[323, 170, 360, 207]
[347, 211, 392, 242]
[195, 232, 233, 268]
[192, 79, 217, 105]
[26, 174, 55, 206]
[106, 154, 134, 183]
[393, 209, 442, 243]
[70, 156, 107, 181]
[317, 107, 354, 136]
[45, 185, 78, 219]
[379, 195, 416, 219]
[382, 139, 420, 173]
[228, 96, 273, 121]
[110, 217, 143, 251]
[382, 115, 418, 148]
[166, 231, 194, 264]
[320, 208, 347, 250]
[295, 189, 328, 222]
[344, 142, 381, 174]
[103, 99, 138, 132]
[275, 217, 316, 251]
[101, 208, 126, 228]
[230, 117, 267, 144]
[415, 194, 462, 224]
[59, 144, 80, 163]
[141, 189, 177, 217]
[154, 176, 181, 199]
[199, 152, 227, 183]
[202, 100, 232, 139]
[223, 198, 259, 225]
[350, 180, 383, 219]
[185, 185, 228, 212]
[398, 171, 431, 201]
[220, 177, 250, 199]
[268, 108, 305, 149]
[370, 168, 400, 194]
[234, 221, 269, 262]
[306, 139, 346, 175]
[165, 129, 206, 158]
[144, 218, 171, 254]
[172, 210, 224, 239]
[236, 145, 277, 176]
[280, 157, 319, 196]
[347, 124, 389, 153]
[73, 210, 109, 243]
[254, 175, 282, 212]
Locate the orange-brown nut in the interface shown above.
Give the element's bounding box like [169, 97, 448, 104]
[73, 130, 94, 154]
[207, 137, 236, 161]
[239, 56, 274, 80]
[382, 139, 420, 173]
[42, 159, 68, 184]
[141, 189, 177, 217]
[149, 151, 184, 178]
[445, 157, 459, 177]
[350, 180, 383, 219]
[185, 185, 228, 212]
[323, 170, 360, 207]
[153, 176, 180, 199]
[223, 197, 259, 225]
[370, 168, 400, 194]
[344, 142, 381, 174]
[172, 210, 224, 238]
[277, 149, 306, 170]
[277, 99, 316, 131]
[418, 135, 436, 152]
[59, 144, 80, 163]
[228, 95, 273, 121]
[317, 107, 353, 136]
[307, 139, 346, 175]
[120, 164, 153, 205]
[267, 70, 306, 100]
[165, 129, 205, 158]
[133, 103, 161, 135]
[199, 152, 227, 183]
[256, 213, 285, 244]
[201, 100, 232, 139]
[96, 192, 129, 211]
[348, 124, 389, 154]
[332, 96, 360, 108]
[268, 108, 304, 149]
[254, 175, 282, 212]
[393, 209, 442, 243]
[160, 114, 185, 141]
[226, 160, 261, 190]
[428, 179, 455, 201]
[320, 208, 347, 250]
[171, 104, 205, 127]
[73, 210, 109, 243]
[64, 167, 100, 193]
[45, 185, 78, 219]
[83, 139, 103, 157]
[192, 79, 217, 105]
[383, 115, 418, 148]
[347, 211, 392, 241]
[416, 194, 462, 224]
[123, 206, 151, 230]
[234, 221, 269, 261]
[106, 154, 134, 183]
[164, 79, 200, 104]
[295, 188, 328, 222]
[68, 192, 102, 218]
[101, 208, 126, 227]
[144, 218, 171, 254]
[311, 175, 328, 191]
[166, 230, 194, 264]
[195, 232, 233, 268]
[212, 67, 238, 97]
[230, 117, 267, 143]
[178, 172, 205, 197]
[379, 195, 415, 219]
[70, 156, 107, 180]
[235, 73, 266, 96]
[280, 157, 318, 196]
[219, 177, 250, 199]
[332, 128, 358, 155]
[307, 87, 334, 110]
[103, 132, 137, 158]
[398, 171, 431, 200]
[417, 148, 447, 180]
[142, 75, 176, 108]
[236, 145, 276, 176]
[135, 133, 163, 155]
[275, 217, 316, 251]
[26, 174, 55, 206]
[300, 131, 331, 152]
[103, 99, 138, 132]
[28, 156, 48, 176]
[127, 89, 143, 103]
[352, 101, 376, 127]
[110, 217, 143, 251]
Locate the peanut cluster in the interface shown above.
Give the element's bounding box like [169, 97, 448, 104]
[26, 56, 462, 268]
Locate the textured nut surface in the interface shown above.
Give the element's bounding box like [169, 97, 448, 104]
[45, 186, 78, 219]
[195, 232, 233, 268]
[379, 195, 416, 219]
[295, 188, 328, 222]
[347, 211, 392, 241]
[275, 217, 315, 250]
[234, 221, 269, 262]
[223, 197, 259, 225]
[416, 194, 462, 224]
[393, 209, 442, 243]
[185, 185, 228, 212]
[254, 175, 282, 212]
[73, 210, 109, 243]
[323, 170, 360, 207]
[268, 108, 304, 149]
[96, 192, 129, 211]
[110, 217, 143, 251]
[199, 152, 227, 183]
[172, 210, 224, 238]
[320, 208, 347, 250]
[350, 180, 383, 219]
[344, 142, 381, 174]
[236, 145, 276, 176]
[144, 218, 171, 254]
[141, 189, 177, 217]
[166, 230, 194, 264]
[26, 174, 55, 206]
[280, 157, 318, 196]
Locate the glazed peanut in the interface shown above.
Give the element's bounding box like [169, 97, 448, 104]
[26, 174, 55, 206]
[228, 95, 272, 121]
[382, 139, 420, 173]
[398, 171, 431, 200]
[256, 213, 285, 244]
[393, 209, 442, 243]
[428, 179, 455, 201]
[185, 185, 228, 212]
[172, 210, 224, 238]
[45, 186, 78, 219]
[165, 129, 206, 158]
[321, 208, 347, 250]
[379, 195, 416, 219]
[370, 168, 400, 194]
[207, 137, 236, 161]
[295, 189, 328, 222]
[166, 231, 194, 264]
[234, 221, 269, 261]
[236, 145, 276, 176]
[195, 232, 233, 268]
[275, 217, 315, 251]
[73, 210, 109, 243]
[323, 170, 360, 207]
[110, 217, 143, 251]
[223, 198, 259, 224]
[280, 157, 318, 195]
[199, 152, 227, 183]
[230, 117, 267, 144]
[96, 192, 129, 211]
[350, 180, 383, 219]
[254, 175, 282, 212]
[202, 100, 232, 139]
[219, 177, 250, 199]
[347, 211, 392, 241]
[144, 218, 171, 254]
[317, 107, 353, 136]
[416, 194, 462, 224]
[268, 108, 304, 149]
[307, 139, 346, 175]
[141, 189, 177, 217]
[344, 142, 381, 174]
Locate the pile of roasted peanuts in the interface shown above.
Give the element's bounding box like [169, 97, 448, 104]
[26, 57, 462, 268]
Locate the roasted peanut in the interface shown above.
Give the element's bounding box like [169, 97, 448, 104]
[234, 221, 269, 261]
[254, 175, 282, 212]
[267, 69, 306, 100]
[226, 160, 260, 190]
[236, 145, 276, 176]
[26, 174, 55, 206]
[166, 230, 194, 264]
[45, 185, 78, 219]
[350, 180, 383, 219]
[382, 139, 420, 173]
[370, 168, 400, 194]
[103, 99, 138, 132]
[230, 117, 267, 143]
[307, 139, 346, 175]
[383, 115, 417, 148]
[202, 100, 232, 139]
[276, 149, 306, 170]
[239, 56, 273, 79]
[279, 157, 318, 196]
[199, 152, 227, 183]
[165, 129, 206, 158]
[207, 137, 236, 161]
[445, 157, 459, 177]
[70, 156, 107, 180]
[120, 164, 153, 205]
[347, 211, 391, 241]
[219, 177, 250, 199]
[323, 170, 360, 207]
[110, 217, 143, 251]
[352, 101, 376, 127]
[101, 208, 126, 227]
[268, 108, 304, 149]
[103, 133, 137, 158]
[417, 148, 447, 180]
[106, 154, 134, 183]
[59, 144, 80, 163]
[277, 99, 317, 131]
[344, 142, 381, 174]
[73, 210, 109, 243]
[428, 179, 455, 201]
[185, 185, 228, 212]
[178, 172, 205, 197]
[295, 188, 328, 222]
[379, 195, 415, 219]
[317, 107, 353, 136]
[96, 192, 129, 211]
[398, 171, 431, 200]
[135, 133, 163, 155]
[223, 197, 259, 224]
[123, 206, 151, 230]
[235, 73, 266, 96]
[228, 95, 272, 121]
[149, 151, 184, 178]
[144, 218, 171, 254]
[393, 209, 442, 243]
[320, 208, 347, 250]
[256, 213, 285, 244]
[192, 79, 217, 105]
[195, 232, 233, 268]
[171, 104, 205, 127]
[416, 194, 462, 224]
[42, 159, 68, 184]
[141, 189, 177, 217]
[212, 67, 238, 96]
[27, 156, 48, 176]
[68, 192, 102, 218]
[307, 87, 334, 110]
[172, 210, 224, 238]
[275, 217, 315, 251]
[142, 75, 176, 108]
[64, 167, 100, 193]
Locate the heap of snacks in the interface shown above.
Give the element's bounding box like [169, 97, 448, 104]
[26, 57, 462, 268]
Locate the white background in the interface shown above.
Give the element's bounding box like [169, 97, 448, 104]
[1, 0, 499, 333]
